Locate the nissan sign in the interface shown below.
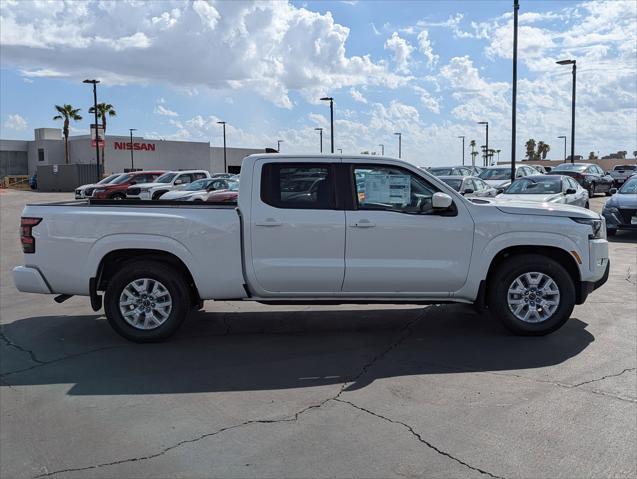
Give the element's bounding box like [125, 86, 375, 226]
[114, 142, 156, 151]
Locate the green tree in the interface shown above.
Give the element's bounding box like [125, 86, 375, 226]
[470, 140, 478, 167]
[88, 102, 117, 172]
[588, 151, 597, 160]
[632, 150, 637, 158]
[538, 142, 551, 160]
[525, 139, 537, 160]
[617, 150, 627, 159]
[53, 104, 82, 164]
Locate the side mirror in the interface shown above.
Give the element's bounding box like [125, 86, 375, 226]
[174, 179, 184, 185]
[432, 192, 453, 209]
[496, 188, 505, 195]
[565, 188, 576, 195]
[610, 188, 617, 195]
[461, 188, 474, 195]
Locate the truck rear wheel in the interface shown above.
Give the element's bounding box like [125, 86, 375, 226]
[104, 260, 190, 342]
[487, 254, 575, 336]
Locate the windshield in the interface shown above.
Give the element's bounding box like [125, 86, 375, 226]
[225, 181, 239, 191]
[505, 177, 562, 194]
[155, 172, 177, 183]
[428, 168, 453, 176]
[184, 179, 211, 191]
[479, 168, 510, 180]
[111, 174, 133, 184]
[98, 174, 121, 184]
[614, 165, 636, 171]
[439, 178, 463, 191]
[619, 177, 637, 194]
[553, 163, 587, 172]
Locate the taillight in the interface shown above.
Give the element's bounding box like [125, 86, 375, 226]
[20, 217, 42, 253]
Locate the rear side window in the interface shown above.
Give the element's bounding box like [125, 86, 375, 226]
[193, 172, 208, 180]
[261, 163, 335, 209]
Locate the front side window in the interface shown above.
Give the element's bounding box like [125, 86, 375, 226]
[261, 163, 334, 209]
[155, 172, 176, 183]
[619, 177, 637, 194]
[354, 165, 438, 214]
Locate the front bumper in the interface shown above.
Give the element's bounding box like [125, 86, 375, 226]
[602, 209, 637, 231]
[578, 260, 610, 305]
[13, 266, 52, 294]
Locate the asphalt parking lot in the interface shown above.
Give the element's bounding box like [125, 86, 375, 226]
[1, 190, 635, 479]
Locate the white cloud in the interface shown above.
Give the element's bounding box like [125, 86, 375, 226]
[4, 114, 27, 131]
[384, 32, 414, 73]
[153, 104, 178, 117]
[416, 30, 438, 67]
[350, 88, 368, 103]
[413, 86, 440, 114]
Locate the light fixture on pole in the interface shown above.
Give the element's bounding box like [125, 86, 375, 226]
[216, 121, 227, 172]
[457, 136, 465, 165]
[556, 59, 576, 163]
[83, 79, 101, 182]
[557, 135, 567, 161]
[314, 127, 323, 153]
[337, 148, 343, 154]
[277, 139, 284, 152]
[477, 121, 489, 166]
[320, 97, 334, 153]
[129, 128, 137, 171]
[510, 0, 519, 181]
[394, 132, 402, 158]
[378, 144, 384, 156]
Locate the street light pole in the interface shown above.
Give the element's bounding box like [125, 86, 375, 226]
[320, 97, 334, 153]
[217, 121, 227, 172]
[129, 128, 137, 171]
[277, 139, 284, 152]
[394, 132, 402, 158]
[337, 148, 343, 154]
[83, 79, 101, 182]
[378, 144, 384, 156]
[510, 0, 519, 182]
[557, 59, 576, 163]
[557, 136, 567, 161]
[314, 128, 323, 153]
[478, 122, 488, 166]
[457, 136, 465, 165]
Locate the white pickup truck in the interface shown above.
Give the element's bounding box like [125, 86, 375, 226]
[13, 154, 609, 342]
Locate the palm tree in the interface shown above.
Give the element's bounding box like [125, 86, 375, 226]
[469, 139, 477, 167]
[88, 103, 117, 171]
[525, 139, 537, 160]
[540, 142, 551, 160]
[53, 104, 82, 164]
[496, 149, 501, 163]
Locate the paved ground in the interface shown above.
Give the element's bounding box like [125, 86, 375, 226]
[1, 190, 635, 479]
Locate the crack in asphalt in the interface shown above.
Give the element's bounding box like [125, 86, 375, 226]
[32, 309, 427, 478]
[0, 329, 45, 364]
[334, 398, 505, 479]
[625, 266, 636, 285]
[571, 367, 637, 388]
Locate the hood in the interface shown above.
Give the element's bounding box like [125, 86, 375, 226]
[77, 183, 93, 190]
[497, 193, 563, 203]
[605, 193, 637, 209]
[132, 182, 165, 190]
[483, 179, 511, 188]
[160, 190, 201, 200]
[494, 200, 599, 219]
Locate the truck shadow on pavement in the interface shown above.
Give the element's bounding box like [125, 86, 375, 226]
[1, 304, 594, 395]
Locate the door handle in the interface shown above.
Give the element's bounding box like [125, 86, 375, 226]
[256, 218, 282, 227]
[350, 219, 375, 228]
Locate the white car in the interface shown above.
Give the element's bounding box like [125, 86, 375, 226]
[159, 178, 238, 201]
[497, 175, 589, 208]
[14, 154, 609, 342]
[437, 175, 498, 198]
[74, 173, 122, 199]
[479, 164, 542, 190]
[126, 170, 210, 200]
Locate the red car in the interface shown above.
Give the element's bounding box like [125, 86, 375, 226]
[205, 186, 239, 203]
[89, 171, 165, 200]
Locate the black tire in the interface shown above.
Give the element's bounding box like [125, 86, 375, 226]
[585, 201, 590, 209]
[152, 190, 167, 200]
[606, 228, 617, 237]
[588, 183, 596, 197]
[104, 260, 191, 342]
[487, 254, 575, 336]
[111, 193, 126, 200]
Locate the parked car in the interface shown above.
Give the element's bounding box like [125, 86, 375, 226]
[478, 164, 541, 190]
[126, 170, 210, 200]
[437, 175, 498, 198]
[29, 173, 37, 190]
[425, 166, 475, 177]
[608, 164, 637, 187]
[159, 178, 238, 201]
[205, 180, 240, 202]
[75, 173, 122, 199]
[602, 176, 637, 236]
[497, 175, 589, 208]
[527, 165, 549, 174]
[210, 173, 235, 179]
[548, 163, 614, 197]
[14, 154, 609, 342]
[90, 171, 165, 200]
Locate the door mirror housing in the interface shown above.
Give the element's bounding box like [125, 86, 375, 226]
[174, 179, 184, 185]
[610, 188, 617, 195]
[432, 192, 453, 209]
[565, 188, 576, 195]
[461, 188, 474, 195]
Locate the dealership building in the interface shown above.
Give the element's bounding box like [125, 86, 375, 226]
[0, 128, 268, 177]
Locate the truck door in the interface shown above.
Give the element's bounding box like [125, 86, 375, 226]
[249, 161, 345, 294]
[342, 162, 474, 295]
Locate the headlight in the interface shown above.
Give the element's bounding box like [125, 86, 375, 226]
[572, 217, 604, 239]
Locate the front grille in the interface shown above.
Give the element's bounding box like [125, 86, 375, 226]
[618, 209, 636, 225]
[84, 187, 95, 197]
[127, 187, 141, 196]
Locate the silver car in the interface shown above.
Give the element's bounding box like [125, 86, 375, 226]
[425, 166, 475, 177]
[497, 175, 589, 208]
[438, 175, 498, 198]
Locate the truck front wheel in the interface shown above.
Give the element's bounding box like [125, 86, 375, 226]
[104, 261, 190, 342]
[487, 254, 575, 336]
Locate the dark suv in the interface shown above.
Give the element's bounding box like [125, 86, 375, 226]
[89, 171, 165, 199]
[548, 163, 614, 196]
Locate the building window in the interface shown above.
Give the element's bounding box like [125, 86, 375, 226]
[38, 148, 45, 162]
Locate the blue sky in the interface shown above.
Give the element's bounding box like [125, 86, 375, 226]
[1, 0, 635, 165]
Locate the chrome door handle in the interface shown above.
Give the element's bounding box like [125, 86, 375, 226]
[350, 219, 375, 228]
[256, 218, 282, 226]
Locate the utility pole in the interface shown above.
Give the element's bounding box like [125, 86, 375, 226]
[457, 136, 465, 165]
[129, 128, 137, 171]
[83, 79, 101, 182]
[277, 139, 284, 152]
[315, 127, 323, 153]
[556, 59, 576, 162]
[320, 97, 334, 153]
[217, 121, 227, 172]
[558, 135, 567, 161]
[378, 144, 384, 155]
[510, 0, 519, 181]
[478, 122, 488, 166]
[394, 132, 402, 158]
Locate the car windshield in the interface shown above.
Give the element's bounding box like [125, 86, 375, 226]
[428, 168, 453, 176]
[97, 174, 122, 184]
[184, 179, 211, 191]
[439, 178, 463, 191]
[479, 168, 510, 180]
[618, 177, 637, 194]
[553, 164, 587, 172]
[111, 174, 134, 184]
[226, 180, 239, 191]
[614, 165, 636, 171]
[155, 172, 177, 183]
[505, 177, 562, 194]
